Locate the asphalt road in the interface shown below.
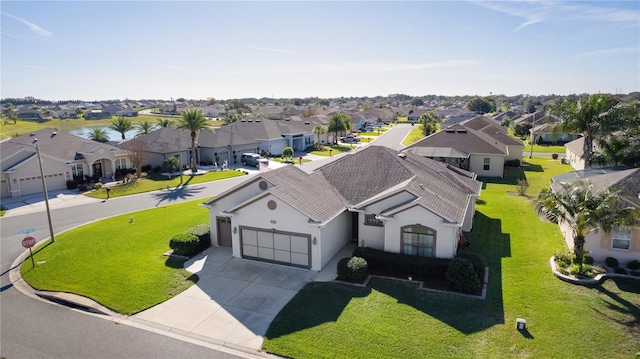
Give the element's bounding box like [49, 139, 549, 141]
[0, 124, 414, 358]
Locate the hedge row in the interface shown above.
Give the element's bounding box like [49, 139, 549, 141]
[169, 223, 211, 257]
[352, 247, 451, 280]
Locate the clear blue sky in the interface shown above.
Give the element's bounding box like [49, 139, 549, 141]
[1, 1, 638, 101]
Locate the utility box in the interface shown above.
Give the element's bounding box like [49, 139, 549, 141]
[516, 318, 527, 330]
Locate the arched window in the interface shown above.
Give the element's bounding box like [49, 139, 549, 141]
[401, 225, 436, 257]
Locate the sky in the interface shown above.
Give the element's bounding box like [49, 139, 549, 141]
[1, 1, 638, 101]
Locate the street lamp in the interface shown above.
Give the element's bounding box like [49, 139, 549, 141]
[33, 139, 55, 243]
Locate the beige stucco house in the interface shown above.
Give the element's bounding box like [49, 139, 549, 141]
[203, 146, 482, 271]
[1, 128, 129, 197]
[551, 167, 640, 263]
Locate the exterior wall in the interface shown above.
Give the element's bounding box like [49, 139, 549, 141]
[565, 148, 586, 171]
[506, 145, 523, 161]
[229, 194, 322, 269]
[462, 196, 477, 232]
[469, 154, 504, 178]
[559, 221, 640, 263]
[259, 138, 288, 156]
[4, 154, 70, 197]
[359, 191, 418, 250]
[318, 211, 351, 269]
[383, 205, 459, 259]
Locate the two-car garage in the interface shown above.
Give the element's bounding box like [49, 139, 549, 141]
[240, 226, 311, 268]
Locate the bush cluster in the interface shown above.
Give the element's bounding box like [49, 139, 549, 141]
[187, 224, 211, 252]
[353, 247, 451, 280]
[627, 260, 640, 270]
[614, 267, 627, 275]
[554, 251, 573, 264]
[605, 257, 619, 268]
[456, 252, 486, 276]
[66, 180, 78, 189]
[445, 258, 480, 294]
[584, 255, 594, 265]
[169, 233, 200, 257]
[337, 256, 368, 282]
[505, 159, 521, 167]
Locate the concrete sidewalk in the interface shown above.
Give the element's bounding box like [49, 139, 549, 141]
[0, 188, 102, 217]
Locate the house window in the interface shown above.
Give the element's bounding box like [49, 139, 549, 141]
[612, 229, 632, 250]
[364, 214, 383, 227]
[401, 225, 435, 257]
[483, 158, 490, 171]
[115, 158, 127, 170]
[71, 163, 84, 178]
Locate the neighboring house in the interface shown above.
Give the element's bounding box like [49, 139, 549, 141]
[404, 116, 524, 178]
[513, 110, 546, 126]
[203, 146, 482, 271]
[84, 109, 111, 120]
[407, 109, 428, 122]
[564, 136, 602, 171]
[1, 128, 129, 198]
[551, 167, 640, 263]
[530, 122, 580, 145]
[16, 108, 43, 120]
[121, 127, 202, 169]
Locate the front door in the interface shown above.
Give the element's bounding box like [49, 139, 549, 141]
[217, 217, 232, 247]
[92, 162, 103, 181]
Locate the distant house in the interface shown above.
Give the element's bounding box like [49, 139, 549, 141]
[84, 109, 111, 120]
[564, 136, 602, 171]
[530, 122, 580, 145]
[404, 116, 524, 178]
[16, 108, 42, 121]
[1, 129, 129, 197]
[407, 109, 428, 122]
[551, 167, 640, 263]
[203, 146, 482, 270]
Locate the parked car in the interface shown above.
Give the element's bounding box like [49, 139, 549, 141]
[340, 134, 361, 143]
[240, 153, 268, 167]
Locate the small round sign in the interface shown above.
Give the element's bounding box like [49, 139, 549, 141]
[22, 236, 36, 249]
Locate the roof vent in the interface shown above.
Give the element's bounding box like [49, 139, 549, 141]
[445, 128, 455, 133]
[397, 153, 406, 159]
[456, 129, 466, 133]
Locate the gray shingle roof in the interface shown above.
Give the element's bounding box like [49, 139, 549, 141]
[406, 124, 507, 155]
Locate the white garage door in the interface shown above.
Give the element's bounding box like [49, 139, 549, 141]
[19, 173, 66, 196]
[240, 227, 310, 268]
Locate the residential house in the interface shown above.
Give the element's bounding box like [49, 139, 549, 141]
[564, 136, 602, 171]
[203, 146, 482, 270]
[84, 109, 111, 120]
[404, 116, 524, 178]
[551, 167, 640, 263]
[530, 122, 580, 145]
[1, 128, 129, 197]
[16, 108, 43, 121]
[120, 127, 204, 169]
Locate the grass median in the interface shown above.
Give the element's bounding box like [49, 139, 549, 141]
[20, 199, 209, 315]
[263, 157, 640, 358]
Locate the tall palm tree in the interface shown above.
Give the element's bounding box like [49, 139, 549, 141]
[110, 116, 134, 139]
[419, 110, 440, 137]
[534, 181, 638, 271]
[313, 125, 326, 148]
[87, 127, 110, 143]
[135, 120, 156, 136]
[328, 113, 351, 144]
[549, 94, 620, 168]
[157, 118, 172, 128]
[177, 109, 212, 171]
[2, 103, 17, 124]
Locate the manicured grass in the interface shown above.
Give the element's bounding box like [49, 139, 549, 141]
[270, 157, 312, 164]
[84, 170, 245, 199]
[402, 128, 423, 146]
[20, 200, 209, 314]
[308, 145, 352, 157]
[263, 157, 640, 358]
[522, 140, 566, 154]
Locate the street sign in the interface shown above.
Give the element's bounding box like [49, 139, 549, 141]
[18, 228, 36, 235]
[22, 236, 36, 249]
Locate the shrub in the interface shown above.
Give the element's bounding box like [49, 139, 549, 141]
[605, 257, 619, 268]
[551, 153, 559, 160]
[169, 233, 199, 257]
[187, 224, 211, 252]
[337, 257, 368, 282]
[141, 165, 152, 172]
[94, 182, 103, 190]
[554, 251, 573, 264]
[505, 159, 521, 167]
[627, 260, 640, 270]
[456, 252, 486, 276]
[584, 255, 594, 265]
[569, 264, 582, 275]
[446, 258, 480, 294]
[558, 267, 569, 275]
[353, 247, 450, 280]
[66, 180, 78, 189]
[614, 267, 627, 275]
[556, 260, 569, 269]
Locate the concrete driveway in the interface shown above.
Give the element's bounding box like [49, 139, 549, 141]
[132, 247, 316, 351]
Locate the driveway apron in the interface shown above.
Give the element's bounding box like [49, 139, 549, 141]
[132, 247, 316, 351]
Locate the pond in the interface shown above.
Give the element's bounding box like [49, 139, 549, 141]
[66, 127, 138, 141]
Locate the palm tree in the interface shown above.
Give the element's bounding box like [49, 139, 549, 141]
[419, 110, 440, 137]
[328, 113, 351, 144]
[157, 118, 172, 128]
[2, 103, 17, 124]
[549, 94, 620, 168]
[110, 116, 134, 139]
[135, 120, 156, 136]
[177, 109, 212, 171]
[87, 127, 110, 143]
[313, 125, 326, 148]
[534, 181, 638, 271]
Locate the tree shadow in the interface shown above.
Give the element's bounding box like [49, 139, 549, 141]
[153, 185, 206, 206]
[266, 210, 511, 338]
[591, 278, 640, 332]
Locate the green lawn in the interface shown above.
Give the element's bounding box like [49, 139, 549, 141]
[20, 200, 209, 315]
[522, 140, 566, 154]
[263, 157, 640, 358]
[270, 157, 312, 164]
[402, 128, 423, 146]
[85, 170, 245, 199]
[308, 145, 353, 157]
